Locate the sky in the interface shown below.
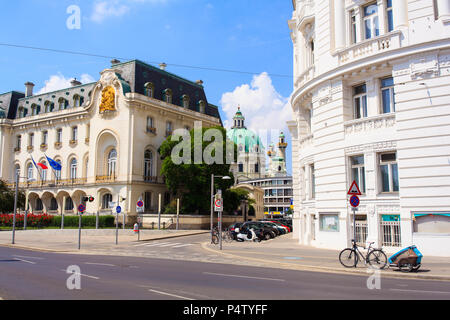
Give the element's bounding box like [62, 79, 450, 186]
[0, 0, 294, 174]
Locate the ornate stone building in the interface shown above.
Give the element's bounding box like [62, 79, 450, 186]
[288, 0, 450, 256]
[0, 59, 222, 224]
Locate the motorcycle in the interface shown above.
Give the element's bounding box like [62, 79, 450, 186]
[235, 227, 261, 242]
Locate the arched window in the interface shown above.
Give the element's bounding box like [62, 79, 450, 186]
[54, 160, 62, 180]
[58, 98, 67, 110]
[144, 150, 154, 180]
[27, 163, 34, 181]
[73, 95, 83, 108]
[102, 193, 113, 209]
[181, 95, 189, 108]
[50, 198, 58, 211]
[65, 197, 74, 211]
[41, 161, 47, 181]
[145, 82, 154, 98]
[14, 164, 20, 180]
[70, 158, 77, 180]
[238, 163, 244, 173]
[198, 100, 206, 113]
[107, 149, 117, 178]
[163, 89, 172, 104]
[35, 198, 43, 211]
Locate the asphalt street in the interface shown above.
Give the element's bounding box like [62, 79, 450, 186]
[1, 244, 449, 300]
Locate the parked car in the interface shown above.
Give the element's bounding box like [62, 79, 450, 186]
[262, 220, 291, 233]
[260, 220, 288, 234]
[242, 222, 277, 240]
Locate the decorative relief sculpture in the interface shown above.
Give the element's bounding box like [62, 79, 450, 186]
[99, 86, 116, 113]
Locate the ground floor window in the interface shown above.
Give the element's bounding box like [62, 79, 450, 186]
[413, 213, 450, 233]
[319, 213, 339, 232]
[50, 198, 58, 210]
[102, 193, 113, 209]
[65, 197, 74, 211]
[380, 215, 401, 247]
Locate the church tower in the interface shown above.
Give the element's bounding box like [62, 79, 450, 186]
[267, 132, 288, 176]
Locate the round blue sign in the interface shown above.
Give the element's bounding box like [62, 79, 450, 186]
[78, 204, 86, 213]
[350, 195, 360, 208]
[116, 206, 122, 214]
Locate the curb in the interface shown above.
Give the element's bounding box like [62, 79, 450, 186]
[200, 242, 450, 282]
[0, 231, 209, 253]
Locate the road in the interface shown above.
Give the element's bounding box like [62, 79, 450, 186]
[1, 242, 449, 300]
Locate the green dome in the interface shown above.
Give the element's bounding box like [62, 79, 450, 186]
[227, 127, 264, 153]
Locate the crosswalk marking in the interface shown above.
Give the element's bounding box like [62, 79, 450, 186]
[157, 243, 183, 247]
[172, 244, 194, 248]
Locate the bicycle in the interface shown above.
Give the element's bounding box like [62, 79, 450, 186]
[339, 239, 388, 269]
[211, 226, 219, 245]
[222, 228, 234, 243]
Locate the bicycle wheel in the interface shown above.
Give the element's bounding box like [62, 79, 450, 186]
[223, 231, 233, 243]
[211, 234, 219, 245]
[339, 248, 358, 268]
[367, 249, 388, 270]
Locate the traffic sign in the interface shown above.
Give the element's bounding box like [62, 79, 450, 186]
[347, 180, 362, 195]
[78, 204, 86, 214]
[137, 200, 144, 208]
[214, 198, 223, 212]
[116, 206, 122, 214]
[349, 195, 360, 208]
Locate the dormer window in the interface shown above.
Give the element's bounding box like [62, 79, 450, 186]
[198, 100, 206, 113]
[73, 95, 83, 107]
[163, 89, 172, 104]
[31, 104, 37, 116]
[58, 98, 67, 110]
[181, 95, 190, 108]
[18, 107, 25, 118]
[145, 82, 154, 98]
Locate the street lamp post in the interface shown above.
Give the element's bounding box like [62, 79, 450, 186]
[12, 174, 32, 244]
[210, 174, 231, 247]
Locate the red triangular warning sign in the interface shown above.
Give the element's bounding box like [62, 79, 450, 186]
[347, 180, 362, 195]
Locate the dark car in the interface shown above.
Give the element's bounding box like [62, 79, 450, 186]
[242, 222, 277, 240]
[260, 221, 288, 234]
[262, 220, 291, 233]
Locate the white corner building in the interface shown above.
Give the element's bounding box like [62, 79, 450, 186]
[288, 0, 450, 256]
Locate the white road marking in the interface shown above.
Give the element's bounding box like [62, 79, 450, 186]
[14, 258, 36, 264]
[60, 269, 100, 280]
[133, 242, 158, 247]
[141, 242, 172, 247]
[84, 262, 116, 267]
[203, 272, 285, 282]
[389, 289, 450, 295]
[12, 255, 45, 260]
[148, 289, 195, 300]
[172, 244, 194, 248]
[157, 243, 183, 247]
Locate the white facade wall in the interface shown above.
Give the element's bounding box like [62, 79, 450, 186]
[288, 0, 450, 256]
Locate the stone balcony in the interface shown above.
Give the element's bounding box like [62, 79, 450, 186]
[337, 31, 402, 66]
[344, 113, 396, 136]
[294, 65, 315, 89]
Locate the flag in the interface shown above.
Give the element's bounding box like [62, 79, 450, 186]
[45, 155, 62, 171]
[31, 156, 44, 181]
[37, 162, 48, 170]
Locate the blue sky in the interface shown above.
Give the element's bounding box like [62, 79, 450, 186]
[0, 0, 294, 173]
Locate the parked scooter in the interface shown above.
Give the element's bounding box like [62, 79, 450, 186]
[235, 227, 261, 242]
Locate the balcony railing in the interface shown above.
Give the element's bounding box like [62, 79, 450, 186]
[96, 175, 117, 183]
[344, 113, 396, 135]
[144, 176, 158, 183]
[146, 127, 156, 134]
[7, 178, 88, 189]
[337, 31, 401, 66]
[294, 65, 315, 89]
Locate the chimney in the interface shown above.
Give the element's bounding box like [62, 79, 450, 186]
[111, 59, 120, 66]
[25, 82, 35, 97]
[70, 78, 82, 87]
[195, 80, 204, 86]
[159, 62, 167, 71]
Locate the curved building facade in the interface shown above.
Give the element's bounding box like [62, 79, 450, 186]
[287, 0, 450, 256]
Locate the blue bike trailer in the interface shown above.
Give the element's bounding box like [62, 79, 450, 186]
[388, 245, 423, 265]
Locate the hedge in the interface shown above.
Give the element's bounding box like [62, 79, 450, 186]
[0, 213, 116, 228]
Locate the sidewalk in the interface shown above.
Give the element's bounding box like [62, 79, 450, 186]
[0, 229, 208, 253]
[201, 233, 450, 281]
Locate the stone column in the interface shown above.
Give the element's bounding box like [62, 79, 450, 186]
[377, 0, 387, 35]
[393, 0, 408, 29]
[437, 0, 450, 19]
[334, 0, 346, 49]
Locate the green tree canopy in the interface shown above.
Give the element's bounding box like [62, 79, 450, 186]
[0, 180, 26, 213]
[159, 126, 237, 214]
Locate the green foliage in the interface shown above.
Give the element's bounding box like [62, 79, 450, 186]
[0, 179, 26, 213]
[163, 200, 178, 214]
[51, 215, 116, 228]
[159, 126, 237, 214]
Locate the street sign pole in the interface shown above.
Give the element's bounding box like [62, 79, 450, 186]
[12, 173, 18, 244]
[352, 207, 357, 242]
[158, 194, 161, 230]
[176, 198, 180, 230]
[116, 211, 119, 245]
[78, 211, 82, 250]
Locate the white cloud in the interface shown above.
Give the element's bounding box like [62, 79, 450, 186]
[220, 72, 292, 146]
[37, 73, 96, 95]
[91, 1, 130, 23]
[91, 0, 169, 23]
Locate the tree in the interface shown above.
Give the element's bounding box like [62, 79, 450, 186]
[159, 126, 237, 214]
[0, 180, 26, 213]
[223, 188, 254, 215]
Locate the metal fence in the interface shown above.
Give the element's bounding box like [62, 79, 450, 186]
[380, 220, 401, 247]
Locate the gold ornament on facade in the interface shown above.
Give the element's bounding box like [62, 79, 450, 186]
[99, 86, 116, 113]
